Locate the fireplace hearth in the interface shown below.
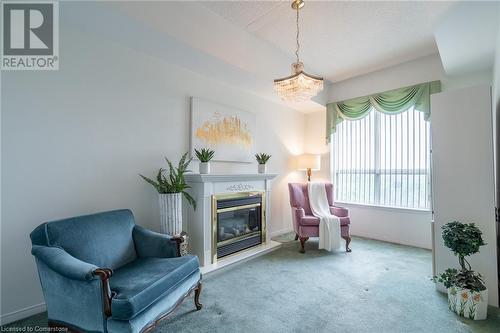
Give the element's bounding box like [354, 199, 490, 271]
[212, 192, 265, 261]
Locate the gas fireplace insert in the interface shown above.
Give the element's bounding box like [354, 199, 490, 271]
[211, 191, 266, 262]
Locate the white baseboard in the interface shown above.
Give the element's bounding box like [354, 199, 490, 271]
[1, 302, 46, 325]
[269, 227, 293, 238]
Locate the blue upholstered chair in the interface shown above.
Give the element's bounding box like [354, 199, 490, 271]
[30, 209, 202, 333]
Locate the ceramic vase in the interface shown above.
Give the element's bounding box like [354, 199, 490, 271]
[199, 162, 210, 174]
[258, 164, 267, 174]
[159, 193, 182, 235]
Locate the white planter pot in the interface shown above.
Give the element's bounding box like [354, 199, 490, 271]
[258, 164, 267, 174]
[158, 193, 182, 235]
[447, 287, 488, 320]
[199, 162, 210, 174]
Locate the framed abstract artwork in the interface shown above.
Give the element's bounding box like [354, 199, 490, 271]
[190, 97, 256, 162]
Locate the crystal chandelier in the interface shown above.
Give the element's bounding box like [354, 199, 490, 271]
[274, 0, 323, 102]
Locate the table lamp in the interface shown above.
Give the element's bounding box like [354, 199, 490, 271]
[297, 154, 320, 182]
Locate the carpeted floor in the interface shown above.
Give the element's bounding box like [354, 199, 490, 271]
[4, 236, 500, 332]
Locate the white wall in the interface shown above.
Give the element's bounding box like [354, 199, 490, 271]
[492, 5, 500, 308]
[340, 205, 432, 249]
[304, 111, 330, 182]
[0, 23, 306, 323]
[434, 1, 499, 76]
[327, 54, 492, 102]
[306, 54, 492, 250]
[431, 85, 498, 306]
[494, 5, 500, 216]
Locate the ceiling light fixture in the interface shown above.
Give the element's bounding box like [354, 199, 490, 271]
[273, 0, 323, 103]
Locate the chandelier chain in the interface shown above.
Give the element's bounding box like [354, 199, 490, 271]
[273, 0, 323, 102]
[295, 7, 300, 63]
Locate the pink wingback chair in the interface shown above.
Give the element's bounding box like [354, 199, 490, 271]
[288, 183, 351, 253]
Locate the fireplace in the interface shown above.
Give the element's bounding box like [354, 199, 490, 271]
[211, 192, 266, 262]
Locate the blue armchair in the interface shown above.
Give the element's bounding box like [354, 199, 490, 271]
[30, 209, 202, 333]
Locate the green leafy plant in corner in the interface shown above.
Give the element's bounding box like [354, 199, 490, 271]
[433, 221, 486, 292]
[434, 268, 458, 289]
[255, 153, 271, 165]
[442, 221, 486, 271]
[139, 152, 196, 210]
[194, 148, 215, 162]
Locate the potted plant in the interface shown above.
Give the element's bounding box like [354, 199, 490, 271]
[194, 148, 215, 174]
[139, 152, 196, 236]
[433, 221, 488, 320]
[255, 153, 271, 173]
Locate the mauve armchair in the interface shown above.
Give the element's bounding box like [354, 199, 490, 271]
[30, 209, 202, 333]
[288, 183, 351, 253]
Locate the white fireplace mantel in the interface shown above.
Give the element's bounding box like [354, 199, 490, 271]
[184, 173, 279, 183]
[183, 173, 280, 271]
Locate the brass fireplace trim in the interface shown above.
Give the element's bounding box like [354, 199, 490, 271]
[217, 203, 261, 213]
[211, 191, 266, 264]
[217, 231, 261, 248]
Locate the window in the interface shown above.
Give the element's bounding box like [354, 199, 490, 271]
[332, 107, 431, 210]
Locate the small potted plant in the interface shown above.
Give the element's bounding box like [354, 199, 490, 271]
[433, 221, 488, 320]
[194, 148, 215, 174]
[139, 152, 196, 236]
[255, 153, 271, 174]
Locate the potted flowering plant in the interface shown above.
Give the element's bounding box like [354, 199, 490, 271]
[433, 221, 487, 320]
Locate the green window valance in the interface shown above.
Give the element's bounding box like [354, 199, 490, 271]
[326, 80, 441, 142]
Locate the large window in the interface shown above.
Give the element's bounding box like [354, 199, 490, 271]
[332, 107, 431, 210]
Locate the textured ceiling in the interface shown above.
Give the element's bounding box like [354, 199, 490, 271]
[201, 1, 456, 82]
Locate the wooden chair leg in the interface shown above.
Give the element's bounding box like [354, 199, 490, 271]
[194, 282, 203, 310]
[299, 237, 309, 253]
[294, 234, 299, 241]
[342, 236, 352, 252]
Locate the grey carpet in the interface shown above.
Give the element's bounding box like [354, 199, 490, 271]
[3, 237, 500, 332]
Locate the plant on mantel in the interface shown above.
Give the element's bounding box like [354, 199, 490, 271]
[194, 148, 215, 174]
[255, 153, 272, 164]
[433, 221, 488, 320]
[255, 153, 271, 174]
[140, 152, 196, 236]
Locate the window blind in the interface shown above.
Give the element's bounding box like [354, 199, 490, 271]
[332, 107, 431, 210]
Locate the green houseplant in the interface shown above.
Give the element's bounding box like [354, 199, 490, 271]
[194, 148, 215, 174]
[255, 153, 271, 174]
[140, 152, 196, 235]
[433, 221, 487, 320]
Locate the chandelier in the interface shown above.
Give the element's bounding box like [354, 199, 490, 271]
[274, 0, 323, 102]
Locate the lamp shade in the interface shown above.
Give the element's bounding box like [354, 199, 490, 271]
[297, 154, 320, 171]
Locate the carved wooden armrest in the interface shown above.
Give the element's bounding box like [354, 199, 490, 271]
[171, 235, 185, 257]
[93, 268, 114, 316]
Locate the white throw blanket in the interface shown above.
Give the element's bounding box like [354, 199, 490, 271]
[308, 182, 342, 251]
